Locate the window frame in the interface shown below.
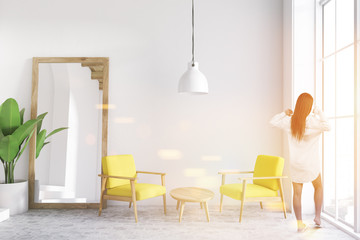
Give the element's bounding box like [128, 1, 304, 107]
[319, 0, 360, 233]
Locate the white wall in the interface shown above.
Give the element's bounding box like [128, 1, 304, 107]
[293, 0, 317, 214]
[0, 0, 284, 206]
[283, 0, 293, 212]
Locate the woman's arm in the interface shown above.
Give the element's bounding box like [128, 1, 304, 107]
[312, 106, 331, 131]
[270, 111, 291, 130]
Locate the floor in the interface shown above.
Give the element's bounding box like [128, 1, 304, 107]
[0, 204, 354, 240]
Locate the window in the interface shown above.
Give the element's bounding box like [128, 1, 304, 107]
[321, 0, 357, 229]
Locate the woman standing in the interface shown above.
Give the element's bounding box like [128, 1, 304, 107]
[270, 93, 330, 232]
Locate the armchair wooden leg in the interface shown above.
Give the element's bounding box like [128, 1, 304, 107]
[239, 200, 245, 223]
[99, 193, 104, 216]
[220, 194, 224, 212]
[281, 200, 287, 219]
[129, 202, 132, 208]
[130, 180, 138, 223]
[260, 201, 263, 209]
[161, 174, 166, 215]
[279, 179, 287, 219]
[220, 174, 225, 213]
[163, 194, 167, 215]
[239, 180, 247, 223]
[99, 177, 107, 216]
[132, 201, 138, 223]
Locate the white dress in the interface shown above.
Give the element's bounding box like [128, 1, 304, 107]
[270, 110, 330, 183]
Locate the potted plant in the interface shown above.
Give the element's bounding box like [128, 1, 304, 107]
[0, 98, 39, 215]
[0, 98, 67, 215]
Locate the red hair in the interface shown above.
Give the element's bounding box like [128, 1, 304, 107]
[291, 93, 313, 141]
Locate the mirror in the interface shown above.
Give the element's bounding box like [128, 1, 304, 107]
[29, 57, 109, 208]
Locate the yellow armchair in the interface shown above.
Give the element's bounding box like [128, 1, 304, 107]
[219, 155, 287, 222]
[98, 155, 166, 222]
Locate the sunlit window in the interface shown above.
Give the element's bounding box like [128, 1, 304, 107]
[322, 0, 355, 227]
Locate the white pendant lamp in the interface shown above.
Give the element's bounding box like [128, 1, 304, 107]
[178, 0, 208, 95]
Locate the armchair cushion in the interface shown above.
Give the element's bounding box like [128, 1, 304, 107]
[253, 155, 284, 191]
[220, 183, 278, 200]
[102, 155, 137, 189]
[107, 183, 166, 201]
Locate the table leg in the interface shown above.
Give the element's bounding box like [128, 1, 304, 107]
[200, 202, 203, 209]
[176, 200, 180, 210]
[204, 201, 210, 222]
[179, 201, 185, 223]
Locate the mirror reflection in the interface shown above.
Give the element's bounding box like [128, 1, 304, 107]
[35, 63, 102, 203]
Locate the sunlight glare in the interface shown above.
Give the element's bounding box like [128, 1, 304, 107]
[158, 149, 182, 160]
[184, 168, 206, 177]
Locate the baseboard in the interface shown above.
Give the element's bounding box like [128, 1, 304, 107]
[322, 213, 360, 239]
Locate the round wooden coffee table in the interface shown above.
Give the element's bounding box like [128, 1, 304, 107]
[170, 187, 214, 222]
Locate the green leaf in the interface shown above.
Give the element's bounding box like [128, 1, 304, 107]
[36, 129, 46, 158]
[0, 135, 20, 163]
[42, 141, 50, 149]
[36, 112, 48, 134]
[12, 119, 40, 145]
[0, 106, 6, 164]
[46, 127, 68, 139]
[0, 104, 4, 142]
[37, 142, 50, 159]
[0, 98, 21, 136]
[19, 108, 25, 125]
[0, 129, 4, 141]
[15, 129, 35, 166]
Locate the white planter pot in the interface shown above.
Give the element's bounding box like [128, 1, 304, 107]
[0, 180, 28, 215]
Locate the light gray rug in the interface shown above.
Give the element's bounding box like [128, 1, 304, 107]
[0, 205, 354, 240]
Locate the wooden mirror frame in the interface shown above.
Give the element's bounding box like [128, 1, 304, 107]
[29, 57, 109, 209]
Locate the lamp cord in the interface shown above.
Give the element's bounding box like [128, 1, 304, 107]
[192, 0, 195, 67]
